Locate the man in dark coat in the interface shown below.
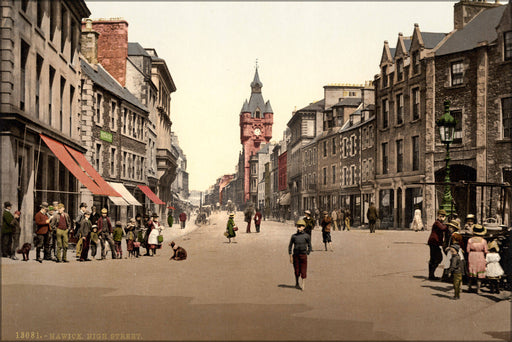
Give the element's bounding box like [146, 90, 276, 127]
[78, 210, 92, 261]
[367, 202, 379, 233]
[428, 209, 448, 280]
[2, 201, 14, 258]
[50, 203, 72, 263]
[97, 208, 116, 260]
[34, 202, 50, 262]
[254, 209, 262, 233]
[179, 212, 187, 229]
[244, 206, 254, 233]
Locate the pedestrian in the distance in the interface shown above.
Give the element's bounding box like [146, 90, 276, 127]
[331, 209, 338, 231]
[125, 218, 136, 258]
[74, 202, 87, 260]
[303, 210, 315, 246]
[288, 219, 312, 290]
[78, 210, 92, 262]
[113, 221, 124, 259]
[97, 208, 116, 260]
[320, 211, 333, 251]
[147, 213, 162, 256]
[225, 212, 237, 243]
[344, 208, 351, 231]
[367, 202, 378, 234]
[179, 212, 187, 229]
[410, 205, 424, 232]
[2, 201, 14, 258]
[254, 208, 262, 233]
[427, 209, 448, 280]
[336, 208, 343, 231]
[244, 205, 254, 233]
[10, 210, 21, 260]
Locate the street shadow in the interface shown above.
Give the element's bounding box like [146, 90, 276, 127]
[412, 275, 428, 280]
[277, 284, 300, 290]
[421, 285, 452, 292]
[483, 331, 511, 341]
[431, 293, 453, 299]
[478, 293, 506, 303]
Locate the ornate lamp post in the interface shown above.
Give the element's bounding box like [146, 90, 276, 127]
[436, 100, 457, 216]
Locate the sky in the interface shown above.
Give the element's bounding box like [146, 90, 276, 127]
[85, 1, 461, 192]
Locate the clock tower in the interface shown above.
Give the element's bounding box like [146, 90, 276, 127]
[239, 66, 273, 203]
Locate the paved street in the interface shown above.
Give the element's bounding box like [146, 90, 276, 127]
[1, 212, 510, 341]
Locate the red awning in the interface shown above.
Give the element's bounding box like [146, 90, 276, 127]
[64, 145, 120, 197]
[40, 134, 105, 195]
[138, 185, 165, 205]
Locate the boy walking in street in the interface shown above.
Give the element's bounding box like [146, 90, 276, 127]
[288, 219, 312, 291]
[447, 243, 465, 299]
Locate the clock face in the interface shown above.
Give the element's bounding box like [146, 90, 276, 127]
[254, 128, 261, 136]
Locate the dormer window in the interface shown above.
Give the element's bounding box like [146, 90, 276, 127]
[382, 65, 388, 88]
[255, 109, 261, 118]
[397, 59, 404, 81]
[412, 51, 420, 74]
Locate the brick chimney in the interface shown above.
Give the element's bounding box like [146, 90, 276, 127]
[80, 19, 99, 64]
[454, 0, 501, 30]
[90, 18, 129, 86]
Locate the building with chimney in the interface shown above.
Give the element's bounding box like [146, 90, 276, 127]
[0, 0, 91, 243]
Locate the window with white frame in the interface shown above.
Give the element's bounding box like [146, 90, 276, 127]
[502, 97, 512, 139]
[362, 160, 367, 182]
[351, 165, 356, 185]
[95, 143, 102, 171]
[451, 61, 464, 86]
[351, 135, 356, 156]
[343, 167, 347, 186]
[95, 93, 102, 124]
[323, 167, 327, 185]
[396, 139, 403, 172]
[412, 136, 420, 171]
[332, 165, 336, 184]
[332, 137, 336, 155]
[450, 109, 463, 144]
[123, 151, 127, 177]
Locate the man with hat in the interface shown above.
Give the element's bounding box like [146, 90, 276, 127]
[78, 210, 92, 261]
[288, 219, 312, 290]
[50, 203, 72, 262]
[320, 211, 333, 252]
[47, 205, 58, 260]
[2, 201, 15, 258]
[34, 202, 51, 262]
[303, 210, 315, 244]
[367, 202, 378, 234]
[74, 202, 88, 260]
[462, 214, 476, 235]
[427, 209, 448, 280]
[10, 210, 21, 260]
[97, 208, 116, 259]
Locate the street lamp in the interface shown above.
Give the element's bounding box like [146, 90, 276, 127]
[436, 100, 457, 216]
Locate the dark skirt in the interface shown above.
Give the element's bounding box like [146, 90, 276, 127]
[126, 239, 134, 251]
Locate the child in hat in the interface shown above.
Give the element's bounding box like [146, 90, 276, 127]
[447, 243, 465, 299]
[113, 221, 124, 259]
[486, 240, 504, 294]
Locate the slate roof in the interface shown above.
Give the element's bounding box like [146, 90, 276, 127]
[333, 98, 362, 107]
[80, 59, 149, 113]
[298, 99, 325, 112]
[128, 42, 150, 57]
[421, 32, 447, 49]
[436, 5, 506, 56]
[241, 69, 273, 115]
[390, 48, 396, 58]
[403, 38, 412, 52]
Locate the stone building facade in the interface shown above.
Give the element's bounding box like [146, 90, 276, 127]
[0, 0, 90, 243]
[426, 1, 511, 225]
[374, 26, 446, 228]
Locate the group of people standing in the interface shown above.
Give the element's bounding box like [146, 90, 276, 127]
[1, 200, 169, 262]
[428, 209, 506, 299]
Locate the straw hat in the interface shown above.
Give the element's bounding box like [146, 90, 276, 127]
[447, 220, 461, 231]
[472, 224, 487, 236]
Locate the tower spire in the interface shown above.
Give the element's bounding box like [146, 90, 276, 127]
[251, 61, 262, 93]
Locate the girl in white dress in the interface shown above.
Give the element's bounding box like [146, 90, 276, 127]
[486, 241, 504, 294]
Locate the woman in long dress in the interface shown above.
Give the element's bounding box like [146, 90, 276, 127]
[226, 213, 236, 243]
[410, 207, 423, 232]
[466, 224, 488, 294]
[147, 213, 162, 256]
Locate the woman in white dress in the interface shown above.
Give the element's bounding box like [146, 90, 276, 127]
[410, 207, 424, 231]
[147, 213, 162, 256]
